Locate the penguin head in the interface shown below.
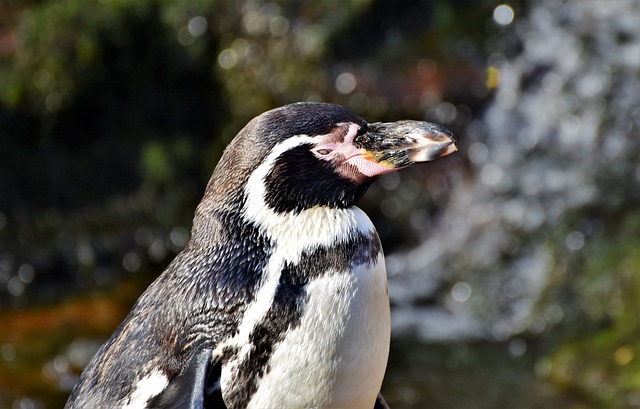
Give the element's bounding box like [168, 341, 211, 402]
[202, 102, 457, 215]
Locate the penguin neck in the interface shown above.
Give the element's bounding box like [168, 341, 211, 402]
[190, 194, 376, 273]
[242, 202, 376, 263]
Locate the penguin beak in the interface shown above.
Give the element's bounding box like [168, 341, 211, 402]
[354, 121, 457, 170]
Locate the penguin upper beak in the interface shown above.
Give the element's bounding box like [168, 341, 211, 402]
[354, 121, 457, 169]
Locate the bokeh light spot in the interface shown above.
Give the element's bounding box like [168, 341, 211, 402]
[481, 163, 503, 186]
[486, 66, 501, 89]
[18, 264, 34, 284]
[188, 16, 208, 37]
[45, 92, 62, 112]
[335, 72, 357, 94]
[614, 346, 634, 366]
[565, 231, 585, 251]
[122, 252, 141, 273]
[468, 142, 489, 164]
[509, 338, 527, 357]
[7, 276, 24, 296]
[177, 27, 194, 46]
[1, 343, 16, 362]
[451, 281, 472, 302]
[218, 48, 239, 70]
[269, 16, 289, 36]
[169, 226, 189, 248]
[493, 4, 515, 26]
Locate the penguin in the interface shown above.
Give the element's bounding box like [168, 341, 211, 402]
[65, 102, 457, 409]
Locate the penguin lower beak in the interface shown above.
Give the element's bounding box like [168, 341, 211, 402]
[354, 121, 457, 169]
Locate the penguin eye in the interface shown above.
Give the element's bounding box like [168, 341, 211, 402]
[316, 148, 332, 156]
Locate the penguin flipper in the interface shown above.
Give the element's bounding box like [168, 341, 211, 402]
[148, 349, 226, 409]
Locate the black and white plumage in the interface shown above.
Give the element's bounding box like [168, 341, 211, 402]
[66, 102, 457, 409]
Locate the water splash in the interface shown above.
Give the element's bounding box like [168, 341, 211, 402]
[390, 0, 640, 341]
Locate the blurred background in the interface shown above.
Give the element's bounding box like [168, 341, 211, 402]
[1, 0, 639, 408]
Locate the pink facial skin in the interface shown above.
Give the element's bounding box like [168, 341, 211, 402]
[311, 123, 398, 181]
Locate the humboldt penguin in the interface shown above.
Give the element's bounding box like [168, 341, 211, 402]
[65, 102, 457, 409]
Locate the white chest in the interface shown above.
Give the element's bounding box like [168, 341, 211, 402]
[217, 198, 390, 408]
[247, 255, 390, 409]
